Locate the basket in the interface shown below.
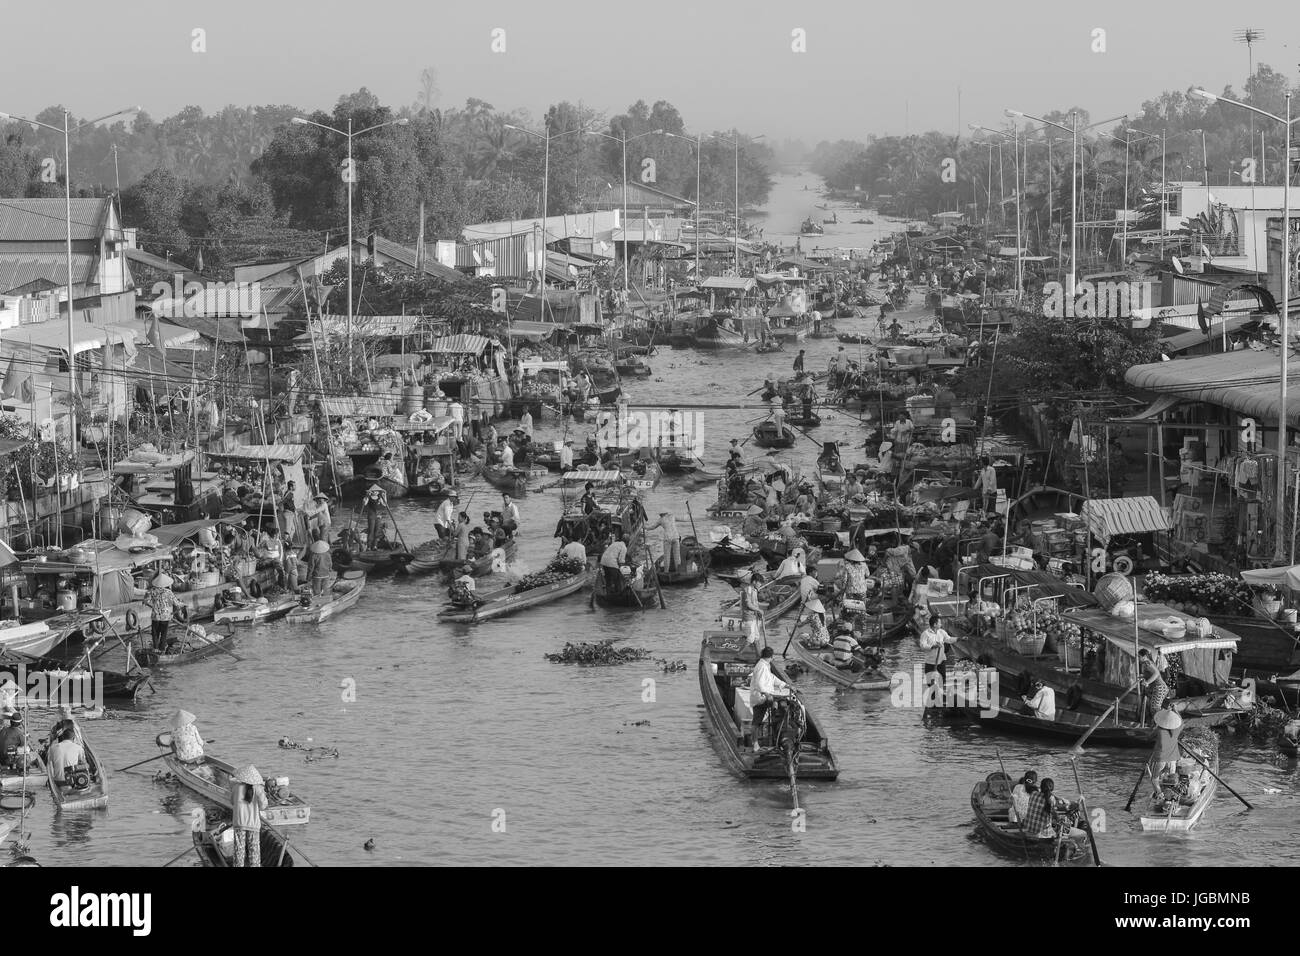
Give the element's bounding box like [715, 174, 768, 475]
[1060, 643, 1082, 669]
[1093, 572, 1133, 611]
[1016, 631, 1047, 656]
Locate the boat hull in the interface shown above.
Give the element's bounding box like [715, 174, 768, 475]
[787, 635, 894, 690]
[163, 751, 311, 826]
[436, 570, 587, 623]
[286, 573, 365, 624]
[46, 739, 108, 811]
[971, 777, 1092, 862]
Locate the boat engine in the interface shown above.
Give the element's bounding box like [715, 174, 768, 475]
[67, 764, 90, 791]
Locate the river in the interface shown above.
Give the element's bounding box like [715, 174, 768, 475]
[33, 167, 1300, 868]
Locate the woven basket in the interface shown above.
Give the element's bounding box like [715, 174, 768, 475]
[1016, 632, 1047, 656]
[1093, 572, 1133, 611]
[1060, 643, 1082, 669]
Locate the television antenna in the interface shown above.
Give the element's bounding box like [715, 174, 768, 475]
[1235, 29, 1265, 167]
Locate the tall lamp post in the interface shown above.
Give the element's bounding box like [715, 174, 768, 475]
[584, 128, 663, 304]
[711, 130, 765, 271]
[1193, 88, 1298, 561]
[292, 114, 409, 374]
[972, 125, 1020, 295]
[1007, 110, 1125, 291]
[0, 105, 139, 459]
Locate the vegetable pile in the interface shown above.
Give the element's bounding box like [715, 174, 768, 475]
[516, 555, 587, 593]
[545, 641, 651, 665]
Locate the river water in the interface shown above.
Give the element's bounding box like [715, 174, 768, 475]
[33, 168, 1300, 868]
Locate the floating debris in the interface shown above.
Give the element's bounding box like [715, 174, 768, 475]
[364, 838, 376, 851]
[279, 737, 340, 761]
[545, 641, 651, 665]
[655, 659, 688, 673]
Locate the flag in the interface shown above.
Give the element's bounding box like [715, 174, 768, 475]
[0, 540, 17, 570]
[1197, 299, 1209, 335]
[0, 355, 19, 400]
[147, 315, 165, 352]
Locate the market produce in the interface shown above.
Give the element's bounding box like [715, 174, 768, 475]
[515, 555, 588, 593]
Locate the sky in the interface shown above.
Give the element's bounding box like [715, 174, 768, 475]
[2, 0, 1298, 144]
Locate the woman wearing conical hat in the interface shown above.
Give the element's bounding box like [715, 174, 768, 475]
[231, 765, 268, 868]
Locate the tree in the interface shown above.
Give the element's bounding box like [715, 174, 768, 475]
[120, 168, 189, 257]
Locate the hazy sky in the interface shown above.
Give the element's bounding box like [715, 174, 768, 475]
[3, 0, 1297, 143]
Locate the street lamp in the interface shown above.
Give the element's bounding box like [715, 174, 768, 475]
[292, 114, 409, 375]
[1007, 110, 1125, 292]
[584, 128, 663, 303]
[1193, 87, 1300, 561]
[710, 131, 765, 271]
[662, 131, 704, 281]
[504, 123, 591, 315]
[0, 105, 139, 465]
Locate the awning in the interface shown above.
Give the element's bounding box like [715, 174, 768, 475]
[152, 514, 251, 548]
[424, 334, 491, 355]
[1080, 496, 1171, 546]
[208, 444, 310, 463]
[562, 470, 622, 482]
[1125, 349, 1300, 427]
[1241, 564, 1300, 592]
[1159, 314, 1257, 354]
[698, 277, 756, 292]
[1063, 605, 1240, 656]
[1109, 394, 1182, 422]
[317, 395, 398, 418]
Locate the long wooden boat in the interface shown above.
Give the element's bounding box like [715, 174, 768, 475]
[697, 630, 838, 779]
[482, 463, 546, 495]
[160, 740, 311, 826]
[286, 571, 366, 625]
[695, 320, 752, 351]
[971, 773, 1092, 863]
[436, 568, 588, 624]
[655, 539, 710, 586]
[192, 823, 298, 867]
[837, 332, 872, 345]
[45, 736, 108, 811]
[139, 627, 238, 666]
[709, 536, 763, 567]
[786, 632, 895, 690]
[961, 695, 1156, 748]
[752, 421, 797, 449]
[718, 574, 803, 627]
[214, 594, 298, 626]
[1137, 732, 1218, 832]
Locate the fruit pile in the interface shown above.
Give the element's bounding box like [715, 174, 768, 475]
[545, 641, 651, 665]
[516, 555, 587, 592]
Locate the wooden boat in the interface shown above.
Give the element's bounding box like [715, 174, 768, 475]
[816, 441, 847, 490]
[139, 626, 238, 666]
[654, 446, 701, 475]
[767, 317, 813, 343]
[192, 822, 298, 867]
[591, 565, 661, 608]
[286, 571, 366, 625]
[436, 568, 588, 623]
[160, 742, 311, 826]
[837, 333, 872, 345]
[709, 535, 763, 567]
[213, 594, 298, 626]
[962, 695, 1155, 748]
[1278, 732, 1299, 758]
[1138, 730, 1218, 832]
[697, 629, 838, 779]
[799, 218, 824, 236]
[45, 736, 108, 811]
[785, 411, 821, 429]
[655, 538, 711, 586]
[718, 574, 803, 626]
[425, 539, 517, 577]
[695, 319, 752, 351]
[752, 421, 797, 449]
[971, 773, 1092, 863]
[786, 632, 895, 690]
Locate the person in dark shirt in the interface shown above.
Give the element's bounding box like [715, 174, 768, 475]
[0, 711, 26, 769]
[580, 481, 600, 515]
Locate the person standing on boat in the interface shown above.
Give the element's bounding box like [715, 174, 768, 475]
[434, 493, 457, 539]
[600, 532, 629, 593]
[748, 647, 792, 751]
[231, 765, 268, 868]
[449, 397, 465, 440]
[793, 350, 805, 374]
[0, 711, 27, 770]
[362, 485, 388, 550]
[1153, 700, 1183, 779]
[836, 549, 870, 600]
[144, 572, 177, 652]
[559, 439, 575, 472]
[519, 408, 534, 439]
[644, 510, 681, 572]
[307, 529, 333, 596]
[1138, 648, 1169, 717]
[774, 547, 805, 581]
[500, 494, 521, 537]
[281, 529, 300, 592]
[973, 457, 998, 514]
[738, 569, 765, 646]
[918, 613, 956, 682]
[454, 512, 473, 563]
[580, 481, 600, 515]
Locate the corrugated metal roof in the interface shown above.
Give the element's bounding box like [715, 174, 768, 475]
[0, 252, 98, 293]
[0, 198, 113, 243]
[2, 317, 196, 355]
[1079, 496, 1171, 546]
[309, 315, 423, 338]
[1125, 349, 1300, 426]
[209, 444, 309, 463]
[371, 235, 465, 282]
[317, 395, 400, 418]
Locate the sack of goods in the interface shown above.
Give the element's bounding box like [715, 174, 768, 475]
[1140, 615, 1187, 640]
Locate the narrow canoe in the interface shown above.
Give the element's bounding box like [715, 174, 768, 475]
[286, 572, 366, 625]
[718, 574, 803, 627]
[139, 628, 238, 666]
[971, 774, 1092, 863]
[46, 737, 108, 811]
[161, 745, 311, 826]
[961, 695, 1155, 748]
[751, 422, 797, 448]
[436, 569, 588, 623]
[785, 633, 895, 690]
[214, 595, 298, 626]
[697, 630, 838, 780]
[1138, 737, 1218, 832]
[192, 823, 298, 867]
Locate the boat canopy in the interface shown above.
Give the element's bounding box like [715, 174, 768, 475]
[113, 450, 197, 474]
[1079, 496, 1171, 546]
[423, 334, 493, 355]
[1240, 563, 1300, 592]
[698, 277, 756, 292]
[317, 395, 398, 419]
[966, 564, 1098, 608]
[210, 444, 310, 464]
[1062, 604, 1237, 688]
[20, 538, 176, 575]
[152, 514, 252, 548]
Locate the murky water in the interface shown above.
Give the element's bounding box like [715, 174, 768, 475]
[27, 168, 1299, 868]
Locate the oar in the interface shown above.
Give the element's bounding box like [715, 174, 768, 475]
[782, 598, 808, 659]
[1177, 742, 1252, 810]
[994, 747, 1030, 862]
[161, 845, 197, 867]
[1069, 756, 1102, 866]
[1067, 682, 1140, 755]
[1124, 762, 1155, 813]
[116, 752, 169, 773]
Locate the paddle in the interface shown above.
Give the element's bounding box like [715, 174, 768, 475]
[1069, 756, 1102, 866]
[161, 845, 197, 868]
[782, 598, 808, 659]
[116, 752, 169, 773]
[1067, 682, 1141, 756]
[1124, 763, 1155, 813]
[994, 747, 1030, 862]
[1177, 741, 1252, 810]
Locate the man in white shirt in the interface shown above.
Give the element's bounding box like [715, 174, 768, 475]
[501, 494, 521, 534]
[499, 440, 515, 470]
[434, 494, 457, 539]
[559, 536, 588, 563]
[48, 728, 85, 785]
[519, 409, 534, 438]
[1021, 680, 1056, 721]
[448, 399, 465, 439]
[918, 613, 956, 681]
[749, 647, 792, 751]
[643, 510, 681, 571]
[973, 457, 999, 513]
[559, 439, 575, 471]
[599, 533, 628, 592]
